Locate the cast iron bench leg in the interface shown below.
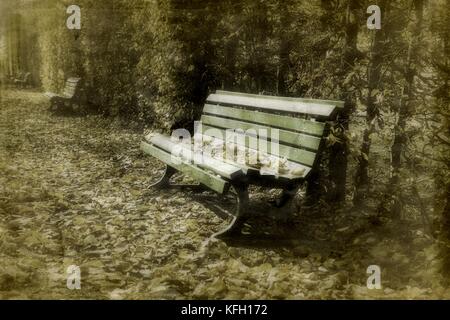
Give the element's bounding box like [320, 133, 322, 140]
[276, 183, 301, 208]
[48, 98, 56, 112]
[149, 165, 209, 192]
[149, 165, 177, 188]
[213, 183, 249, 239]
[266, 183, 302, 222]
[49, 97, 64, 113]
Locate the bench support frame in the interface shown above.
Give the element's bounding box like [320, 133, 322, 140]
[149, 165, 211, 192]
[149, 165, 177, 188]
[213, 183, 249, 239]
[149, 164, 304, 239]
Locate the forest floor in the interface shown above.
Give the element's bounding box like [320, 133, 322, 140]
[0, 88, 448, 299]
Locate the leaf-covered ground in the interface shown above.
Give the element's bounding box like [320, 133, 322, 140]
[0, 89, 448, 299]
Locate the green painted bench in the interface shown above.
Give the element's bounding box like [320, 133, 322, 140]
[141, 90, 343, 238]
[45, 77, 85, 113]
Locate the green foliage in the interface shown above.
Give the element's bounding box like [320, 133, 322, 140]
[24, 0, 360, 128]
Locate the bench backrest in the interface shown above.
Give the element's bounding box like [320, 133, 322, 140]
[198, 90, 343, 172]
[63, 77, 82, 98]
[23, 72, 31, 82]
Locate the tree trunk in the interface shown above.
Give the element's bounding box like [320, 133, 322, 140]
[439, 176, 450, 281]
[224, 36, 238, 90]
[353, 1, 387, 205]
[436, 0, 450, 284]
[222, 1, 242, 91]
[389, 0, 423, 218]
[328, 0, 361, 202]
[276, 0, 291, 96]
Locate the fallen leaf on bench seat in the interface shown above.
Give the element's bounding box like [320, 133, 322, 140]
[291, 168, 306, 176]
[203, 135, 213, 144]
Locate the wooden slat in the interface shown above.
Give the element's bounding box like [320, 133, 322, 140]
[201, 114, 321, 151]
[44, 92, 57, 99]
[67, 78, 81, 83]
[207, 93, 336, 118]
[63, 79, 80, 98]
[200, 124, 317, 168]
[140, 141, 228, 194]
[203, 104, 325, 136]
[148, 133, 243, 180]
[195, 132, 311, 179]
[64, 91, 75, 98]
[64, 87, 76, 94]
[64, 88, 76, 94]
[215, 90, 345, 109]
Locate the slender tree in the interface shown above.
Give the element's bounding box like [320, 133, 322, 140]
[389, 0, 424, 217]
[219, 0, 242, 91]
[428, 0, 450, 281]
[329, 0, 363, 202]
[276, 0, 292, 95]
[353, 1, 388, 204]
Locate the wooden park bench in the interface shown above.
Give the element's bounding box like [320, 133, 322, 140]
[45, 77, 85, 113]
[141, 90, 343, 238]
[14, 72, 31, 88]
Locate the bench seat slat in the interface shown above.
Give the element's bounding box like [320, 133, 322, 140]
[44, 92, 58, 99]
[207, 93, 336, 118]
[64, 90, 76, 98]
[67, 78, 81, 83]
[198, 125, 316, 171]
[201, 114, 322, 151]
[195, 133, 311, 179]
[203, 103, 325, 137]
[200, 124, 317, 167]
[65, 84, 78, 90]
[147, 133, 243, 180]
[140, 141, 228, 194]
